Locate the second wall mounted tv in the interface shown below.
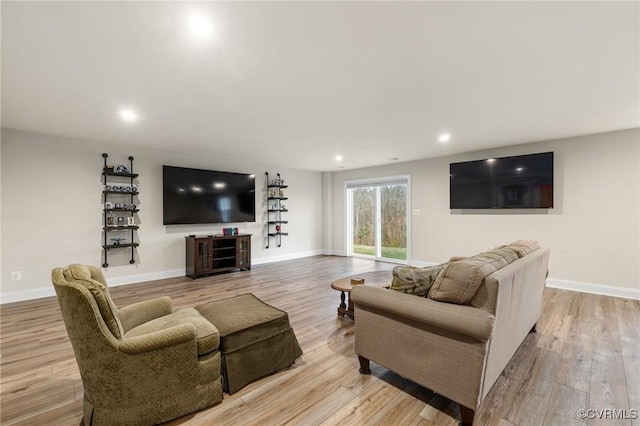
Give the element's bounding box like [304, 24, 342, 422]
[450, 152, 554, 209]
[163, 166, 256, 225]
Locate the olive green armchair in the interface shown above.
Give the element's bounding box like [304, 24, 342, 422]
[52, 264, 223, 425]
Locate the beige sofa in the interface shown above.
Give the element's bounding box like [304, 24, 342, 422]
[351, 242, 549, 425]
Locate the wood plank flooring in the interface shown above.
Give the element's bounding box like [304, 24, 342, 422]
[1, 255, 638, 425]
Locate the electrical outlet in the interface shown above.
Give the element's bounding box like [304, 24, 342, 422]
[11, 271, 22, 281]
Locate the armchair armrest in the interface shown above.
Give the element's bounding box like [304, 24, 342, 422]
[119, 296, 173, 332]
[351, 286, 494, 342]
[119, 323, 196, 354]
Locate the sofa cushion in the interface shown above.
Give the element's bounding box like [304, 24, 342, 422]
[63, 264, 124, 339]
[390, 263, 447, 297]
[428, 247, 518, 304]
[124, 307, 220, 356]
[507, 240, 540, 257]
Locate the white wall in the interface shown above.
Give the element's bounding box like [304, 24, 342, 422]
[0, 129, 323, 302]
[2, 128, 638, 302]
[329, 129, 640, 298]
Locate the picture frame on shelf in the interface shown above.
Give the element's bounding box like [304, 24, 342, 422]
[127, 217, 135, 226]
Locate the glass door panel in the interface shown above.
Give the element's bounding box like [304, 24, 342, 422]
[351, 187, 376, 257]
[348, 179, 409, 262]
[380, 185, 407, 260]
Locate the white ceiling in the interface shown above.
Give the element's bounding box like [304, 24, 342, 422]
[2, 1, 638, 172]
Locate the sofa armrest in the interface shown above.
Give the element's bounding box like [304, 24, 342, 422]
[351, 285, 494, 342]
[119, 296, 173, 332]
[119, 323, 196, 354]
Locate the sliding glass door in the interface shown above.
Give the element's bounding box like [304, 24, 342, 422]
[347, 177, 409, 262]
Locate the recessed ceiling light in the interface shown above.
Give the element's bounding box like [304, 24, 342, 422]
[336, 154, 343, 162]
[438, 133, 451, 143]
[188, 14, 213, 39]
[516, 167, 524, 172]
[119, 109, 139, 123]
[213, 182, 226, 189]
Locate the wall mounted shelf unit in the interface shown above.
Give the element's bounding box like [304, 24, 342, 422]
[265, 172, 288, 249]
[102, 153, 139, 267]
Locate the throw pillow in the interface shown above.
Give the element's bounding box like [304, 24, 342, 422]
[508, 240, 540, 257]
[428, 247, 518, 304]
[390, 263, 447, 297]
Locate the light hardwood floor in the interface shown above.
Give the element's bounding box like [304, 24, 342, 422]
[1, 255, 638, 425]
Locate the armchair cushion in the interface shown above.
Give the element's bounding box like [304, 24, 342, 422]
[390, 263, 447, 297]
[119, 296, 173, 333]
[119, 323, 197, 355]
[63, 264, 124, 338]
[428, 247, 518, 304]
[124, 307, 219, 356]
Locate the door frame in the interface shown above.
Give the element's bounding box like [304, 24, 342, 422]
[344, 175, 411, 263]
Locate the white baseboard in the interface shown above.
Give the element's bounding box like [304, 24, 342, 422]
[0, 252, 323, 304]
[4, 256, 638, 304]
[0, 268, 187, 305]
[323, 249, 346, 256]
[253, 249, 324, 265]
[107, 268, 185, 287]
[0, 287, 57, 304]
[546, 278, 640, 300]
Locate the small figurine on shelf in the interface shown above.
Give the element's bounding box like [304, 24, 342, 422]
[270, 177, 285, 186]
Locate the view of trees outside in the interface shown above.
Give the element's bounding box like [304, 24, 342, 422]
[352, 187, 375, 256]
[352, 185, 407, 260]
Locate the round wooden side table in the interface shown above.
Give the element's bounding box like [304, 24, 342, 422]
[330, 270, 391, 318]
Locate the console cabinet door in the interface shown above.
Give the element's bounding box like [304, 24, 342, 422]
[195, 238, 213, 274]
[236, 236, 251, 269]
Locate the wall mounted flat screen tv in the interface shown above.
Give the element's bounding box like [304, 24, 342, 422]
[450, 152, 554, 209]
[163, 166, 256, 225]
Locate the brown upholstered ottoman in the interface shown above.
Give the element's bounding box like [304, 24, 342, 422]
[195, 293, 303, 394]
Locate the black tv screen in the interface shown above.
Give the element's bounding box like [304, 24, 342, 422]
[163, 166, 256, 225]
[450, 152, 553, 209]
